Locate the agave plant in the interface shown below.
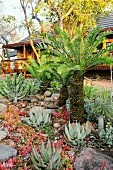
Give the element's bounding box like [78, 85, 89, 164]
[25, 106, 51, 127]
[31, 139, 62, 170]
[65, 121, 86, 146]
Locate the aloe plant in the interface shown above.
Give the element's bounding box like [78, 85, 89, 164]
[0, 73, 38, 103]
[31, 139, 62, 170]
[25, 106, 51, 127]
[91, 88, 113, 130]
[65, 122, 86, 146]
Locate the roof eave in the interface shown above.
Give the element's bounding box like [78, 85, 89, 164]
[2, 39, 42, 49]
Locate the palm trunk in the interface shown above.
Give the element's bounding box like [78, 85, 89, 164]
[69, 71, 84, 123]
[56, 85, 68, 107]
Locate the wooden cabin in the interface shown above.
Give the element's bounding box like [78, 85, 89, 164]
[1, 13, 113, 78]
[1, 37, 42, 77]
[85, 12, 113, 79]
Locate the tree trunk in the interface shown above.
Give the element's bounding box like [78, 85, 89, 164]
[69, 71, 84, 124]
[56, 85, 68, 107]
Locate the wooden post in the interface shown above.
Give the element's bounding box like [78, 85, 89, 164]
[2, 49, 5, 60]
[23, 44, 26, 58]
[1, 49, 5, 77]
[23, 44, 26, 76]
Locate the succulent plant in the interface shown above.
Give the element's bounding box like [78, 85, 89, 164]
[25, 106, 51, 127]
[65, 122, 86, 146]
[91, 91, 113, 130]
[31, 139, 62, 170]
[38, 123, 55, 139]
[99, 125, 113, 147]
[0, 73, 38, 103]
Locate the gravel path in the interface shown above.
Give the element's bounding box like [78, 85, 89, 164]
[92, 80, 112, 88]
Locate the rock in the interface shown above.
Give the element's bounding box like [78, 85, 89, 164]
[44, 90, 51, 97]
[0, 103, 7, 112]
[21, 103, 27, 108]
[29, 95, 37, 98]
[84, 121, 95, 135]
[0, 98, 10, 103]
[57, 123, 67, 135]
[30, 106, 49, 114]
[53, 123, 61, 128]
[44, 97, 54, 102]
[37, 101, 46, 107]
[0, 144, 17, 161]
[35, 94, 45, 100]
[0, 131, 8, 141]
[51, 93, 60, 100]
[20, 97, 33, 101]
[56, 119, 67, 125]
[46, 109, 57, 114]
[74, 147, 113, 170]
[100, 151, 113, 158]
[46, 104, 59, 109]
[31, 99, 38, 103]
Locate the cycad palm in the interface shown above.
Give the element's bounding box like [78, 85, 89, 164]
[45, 59, 74, 106]
[40, 27, 113, 123]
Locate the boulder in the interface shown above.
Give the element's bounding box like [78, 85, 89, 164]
[74, 147, 113, 170]
[0, 144, 17, 161]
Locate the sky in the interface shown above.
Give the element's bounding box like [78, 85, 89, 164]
[1, 0, 23, 21]
[0, 0, 28, 56]
[0, 0, 30, 42]
[1, 0, 41, 37]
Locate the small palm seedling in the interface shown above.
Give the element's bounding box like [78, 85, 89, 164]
[31, 139, 62, 170]
[25, 106, 51, 127]
[65, 122, 86, 146]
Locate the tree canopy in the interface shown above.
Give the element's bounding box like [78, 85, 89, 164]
[33, 0, 113, 34]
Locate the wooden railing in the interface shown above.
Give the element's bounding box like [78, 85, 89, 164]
[1, 58, 29, 77]
[89, 63, 112, 70]
[1, 58, 113, 77]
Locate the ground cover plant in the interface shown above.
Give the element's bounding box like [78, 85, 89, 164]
[0, 78, 113, 169]
[0, 104, 74, 170]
